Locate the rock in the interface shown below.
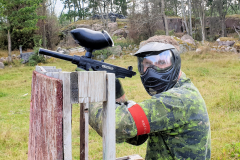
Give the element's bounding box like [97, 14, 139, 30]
[108, 22, 118, 33]
[12, 54, 16, 59]
[20, 52, 35, 64]
[216, 38, 236, 46]
[123, 47, 126, 50]
[109, 16, 116, 22]
[0, 57, 4, 62]
[217, 40, 235, 46]
[196, 48, 202, 52]
[57, 48, 70, 55]
[0, 62, 4, 69]
[92, 24, 104, 31]
[109, 55, 116, 60]
[112, 29, 128, 38]
[139, 35, 180, 51]
[57, 47, 62, 52]
[181, 35, 196, 45]
[107, 45, 122, 56]
[6, 56, 12, 62]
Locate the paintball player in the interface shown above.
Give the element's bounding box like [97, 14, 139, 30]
[89, 42, 211, 160]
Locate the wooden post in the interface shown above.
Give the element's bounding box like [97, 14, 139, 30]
[30, 66, 143, 160]
[59, 72, 72, 160]
[102, 73, 115, 160]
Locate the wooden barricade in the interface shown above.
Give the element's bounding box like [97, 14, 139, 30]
[28, 66, 143, 160]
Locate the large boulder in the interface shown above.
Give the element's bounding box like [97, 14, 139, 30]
[139, 35, 180, 51]
[20, 52, 34, 64]
[216, 37, 237, 46]
[0, 57, 5, 62]
[112, 29, 128, 38]
[92, 24, 104, 31]
[181, 34, 196, 45]
[0, 62, 4, 69]
[56, 47, 70, 55]
[139, 35, 197, 54]
[108, 22, 118, 33]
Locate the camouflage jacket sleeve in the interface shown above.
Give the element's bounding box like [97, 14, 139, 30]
[89, 102, 138, 143]
[89, 72, 209, 143]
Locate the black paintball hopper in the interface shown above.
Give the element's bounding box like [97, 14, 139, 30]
[71, 28, 114, 58]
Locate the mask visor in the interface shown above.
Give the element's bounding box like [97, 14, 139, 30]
[138, 50, 174, 75]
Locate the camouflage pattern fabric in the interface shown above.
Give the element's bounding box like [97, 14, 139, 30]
[89, 72, 211, 160]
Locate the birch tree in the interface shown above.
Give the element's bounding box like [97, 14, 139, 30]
[181, 0, 189, 34]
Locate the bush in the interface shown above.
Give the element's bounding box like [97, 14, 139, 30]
[155, 30, 166, 35]
[28, 47, 46, 66]
[93, 48, 111, 59]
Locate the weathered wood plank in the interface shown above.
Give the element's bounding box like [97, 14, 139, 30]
[70, 72, 79, 104]
[59, 72, 72, 160]
[46, 72, 60, 79]
[80, 103, 89, 160]
[88, 71, 107, 103]
[102, 73, 116, 160]
[78, 71, 89, 103]
[28, 71, 63, 160]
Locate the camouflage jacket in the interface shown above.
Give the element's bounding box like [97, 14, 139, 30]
[89, 72, 211, 160]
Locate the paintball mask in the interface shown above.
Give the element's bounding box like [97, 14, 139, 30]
[134, 42, 181, 96]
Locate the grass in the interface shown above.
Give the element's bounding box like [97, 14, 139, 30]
[0, 50, 240, 159]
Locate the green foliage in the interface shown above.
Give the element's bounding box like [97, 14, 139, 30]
[93, 48, 113, 59]
[155, 30, 166, 35]
[0, 0, 42, 50]
[169, 30, 175, 36]
[28, 47, 46, 66]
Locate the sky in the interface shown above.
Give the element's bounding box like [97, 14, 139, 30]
[55, 0, 64, 17]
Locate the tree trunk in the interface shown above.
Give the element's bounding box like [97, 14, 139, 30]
[42, 0, 46, 48]
[8, 30, 12, 63]
[68, 0, 71, 23]
[82, 0, 84, 19]
[181, 0, 189, 34]
[200, 0, 205, 43]
[188, 0, 192, 36]
[161, 0, 168, 36]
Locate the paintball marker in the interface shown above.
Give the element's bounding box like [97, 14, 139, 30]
[38, 28, 136, 78]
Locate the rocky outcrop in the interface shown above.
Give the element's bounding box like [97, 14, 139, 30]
[181, 34, 196, 45]
[92, 24, 104, 31]
[139, 35, 180, 51]
[112, 29, 128, 38]
[108, 22, 118, 33]
[216, 37, 237, 46]
[20, 52, 34, 64]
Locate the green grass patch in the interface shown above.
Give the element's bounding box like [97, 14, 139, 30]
[0, 51, 240, 159]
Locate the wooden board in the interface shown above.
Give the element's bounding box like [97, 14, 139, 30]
[78, 71, 107, 103]
[28, 71, 63, 160]
[102, 73, 116, 160]
[59, 72, 72, 160]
